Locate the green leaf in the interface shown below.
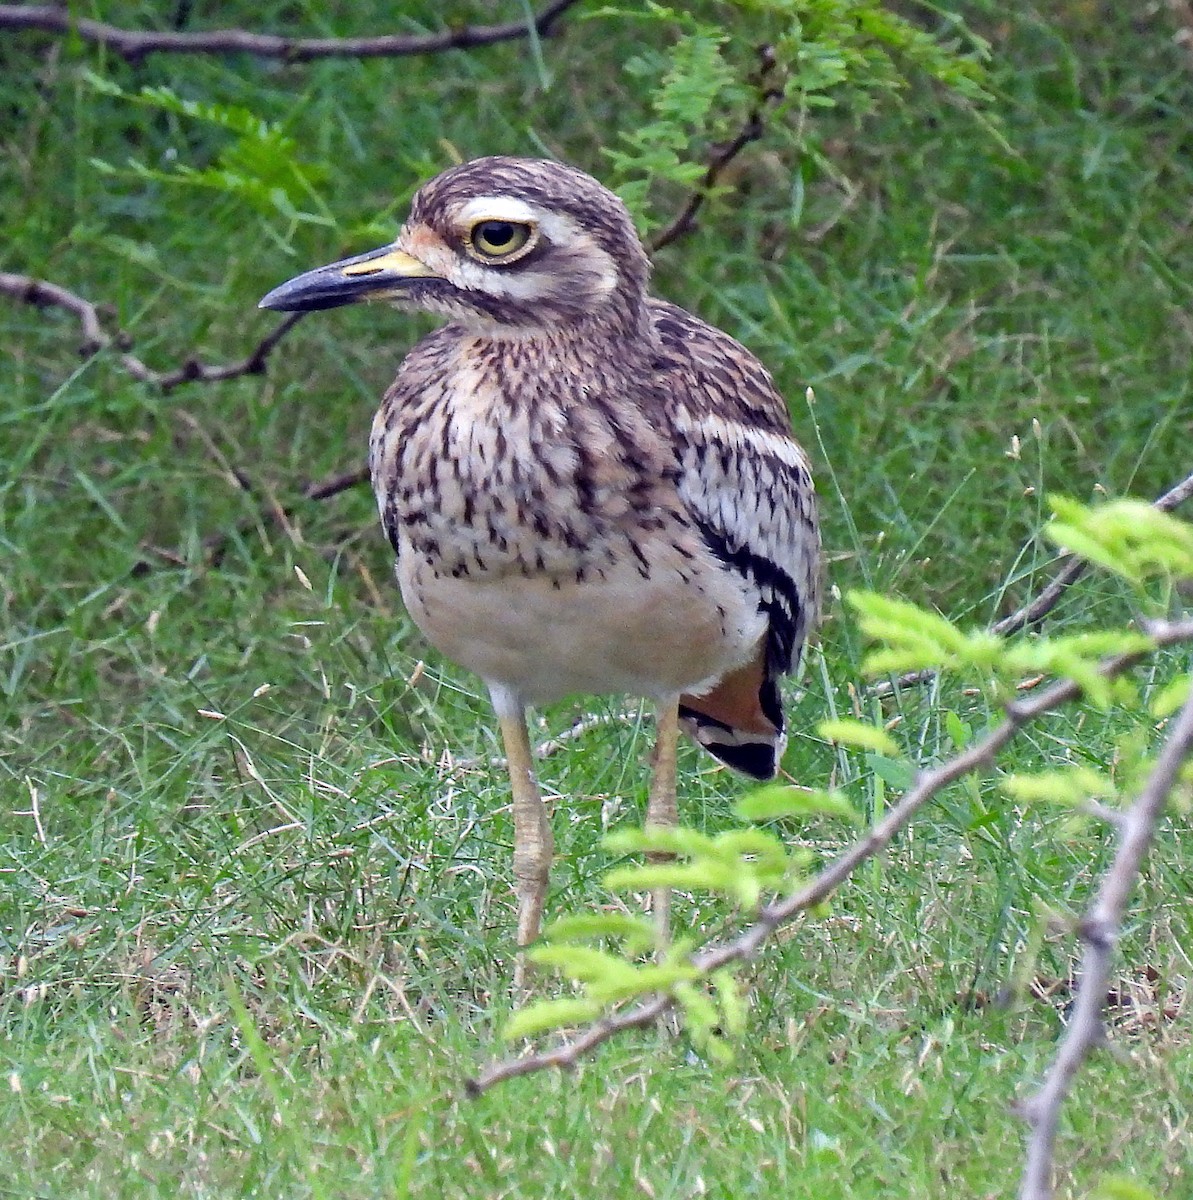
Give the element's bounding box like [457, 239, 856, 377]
[526, 944, 638, 984]
[538, 913, 658, 952]
[817, 717, 900, 757]
[587, 962, 700, 1005]
[1003, 630, 1153, 709]
[713, 969, 747, 1037]
[867, 755, 916, 791]
[604, 826, 720, 859]
[1001, 766, 1115, 807]
[673, 981, 735, 1062]
[735, 784, 860, 823]
[944, 711, 971, 750]
[1088, 1175, 1161, 1200]
[83, 71, 333, 230]
[1150, 673, 1192, 718]
[711, 826, 790, 863]
[1046, 495, 1193, 589]
[849, 590, 1005, 677]
[503, 998, 605, 1040]
[848, 592, 972, 655]
[603, 861, 743, 895]
[673, 980, 718, 1032]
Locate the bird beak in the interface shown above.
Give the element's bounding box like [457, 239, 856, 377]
[258, 244, 441, 312]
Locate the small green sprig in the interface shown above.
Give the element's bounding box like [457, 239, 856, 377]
[506, 496, 1192, 1054]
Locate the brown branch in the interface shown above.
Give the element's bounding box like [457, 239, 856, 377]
[1, 271, 304, 393]
[1017, 678, 1193, 1200]
[0, 2, 582, 64]
[993, 468, 1193, 639]
[647, 45, 783, 255]
[302, 466, 372, 504]
[132, 463, 371, 574]
[466, 617, 1193, 1095]
[155, 311, 308, 390]
[1, 272, 107, 351]
[871, 466, 1193, 698]
[4, 269, 366, 572]
[199, 463, 370, 566]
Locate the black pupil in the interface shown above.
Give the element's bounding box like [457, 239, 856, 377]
[480, 222, 515, 248]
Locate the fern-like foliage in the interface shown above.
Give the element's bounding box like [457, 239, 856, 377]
[85, 73, 335, 239]
[592, 1, 992, 230]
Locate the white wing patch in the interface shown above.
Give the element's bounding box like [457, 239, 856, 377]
[674, 403, 820, 673]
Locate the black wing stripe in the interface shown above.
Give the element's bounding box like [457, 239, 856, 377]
[692, 516, 803, 676]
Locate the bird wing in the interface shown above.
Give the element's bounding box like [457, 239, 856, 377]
[651, 300, 821, 680]
[649, 300, 819, 779]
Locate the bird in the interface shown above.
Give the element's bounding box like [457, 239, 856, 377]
[260, 156, 820, 985]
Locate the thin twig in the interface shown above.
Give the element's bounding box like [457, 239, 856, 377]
[871, 466, 1193, 698]
[445, 710, 636, 772]
[0, 2, 582, 64]
[1, 271, 305, 393]
[466, 618, 1193, 1095]
[302, 467, 372, 503]
[1017, 679, 1193, 1200]
[130, 463, 369, 575]
[1, 273, 107, 351]
[648, 45, 783, 254]
[995, 467, 1193, 639]
[154, 312, 307, 390]
[198, 465, 371, 569]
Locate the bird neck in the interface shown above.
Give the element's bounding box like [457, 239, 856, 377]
[453, 291, 654, 348]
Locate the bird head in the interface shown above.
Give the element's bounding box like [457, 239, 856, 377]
[259, 157, 651, 336]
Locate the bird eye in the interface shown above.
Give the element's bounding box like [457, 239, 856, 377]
[469, 220, 533, 260]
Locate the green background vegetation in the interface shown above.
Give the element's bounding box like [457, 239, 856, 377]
[1, 2, 1190, 1196]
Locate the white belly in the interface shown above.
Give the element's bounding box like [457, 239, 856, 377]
[397, 539, 765, 706]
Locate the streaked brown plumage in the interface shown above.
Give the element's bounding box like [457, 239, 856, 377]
[260, 156, 819, 982]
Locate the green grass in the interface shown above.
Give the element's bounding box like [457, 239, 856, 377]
[2, 2, 1192, 1197]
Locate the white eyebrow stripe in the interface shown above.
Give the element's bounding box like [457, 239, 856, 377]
[457, 196, 540, 226]
[534, 210, 583, 245]
[450, 260, 556, 298]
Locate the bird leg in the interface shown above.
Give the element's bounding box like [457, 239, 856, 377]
[646, 696, 681, 946]
[496, 706, 553, 991]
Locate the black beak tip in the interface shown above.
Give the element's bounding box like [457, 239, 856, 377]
[253, 279, 340, 314]
[258, 284, 296, 312]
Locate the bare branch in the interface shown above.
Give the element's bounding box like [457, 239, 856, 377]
[1, 271, 304, 393]
[0, 2, 582, 64]
[992, 468, 1193, 639]
[0, 272, 108, 352]
[467, 618, 1193, 1095]
[870, 466, 1193, 698]
[4, 269, 366, 574]
[302, 466, 372, 504]
[155, 312, 308, 390]
[134, 463, 371, 574]
[648, 45, 783, 255]
[1017, 680, 1193, 1200]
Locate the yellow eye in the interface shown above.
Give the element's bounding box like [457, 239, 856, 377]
[469, 220, 533, 260]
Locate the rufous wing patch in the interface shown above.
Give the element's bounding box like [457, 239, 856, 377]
[680, 652, 775, 737]
[678, 649, 787, 781]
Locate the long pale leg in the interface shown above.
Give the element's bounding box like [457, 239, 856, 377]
[494, 702, 553, 991]
[646, 696, 680, 946]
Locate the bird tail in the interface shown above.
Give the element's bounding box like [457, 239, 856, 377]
[678, 654, 786, 781]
